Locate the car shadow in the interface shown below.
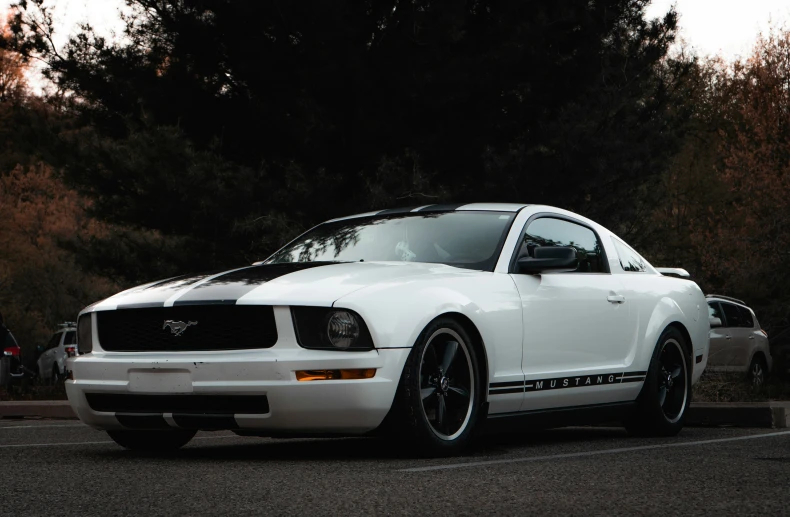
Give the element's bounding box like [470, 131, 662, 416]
[84, 425, 630, 463]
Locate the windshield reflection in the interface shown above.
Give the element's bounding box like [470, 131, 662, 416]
[266, 211, 516, 272]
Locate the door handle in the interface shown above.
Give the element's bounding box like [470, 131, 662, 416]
[748, 335, 755, 340]
[607, 294, 625, 304]
[725, 335, 732, 340]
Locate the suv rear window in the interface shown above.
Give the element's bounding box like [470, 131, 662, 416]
[738, 306, 754, 328]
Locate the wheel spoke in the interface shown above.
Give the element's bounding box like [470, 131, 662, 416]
[441, 341, 459, 374]
[425, 345, 439, 369]
[658, 385, 667, 407]
[436, 395, 446, 431]
[421, 386, 437, 401]
[448, 385, 470, 399]
[670, 365, 682, 379]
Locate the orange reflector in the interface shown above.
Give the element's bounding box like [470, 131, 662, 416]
[295, 369, 376, 381]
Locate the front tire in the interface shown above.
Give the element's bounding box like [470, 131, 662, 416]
[624, 327, 691, 437]
[107, 430, 197, 451]
[391, 318, 481, 456]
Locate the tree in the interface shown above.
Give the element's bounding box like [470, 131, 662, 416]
[691, 30, 790, 327]
[3, 0, 691, 284]
[0, 164, 119, 351]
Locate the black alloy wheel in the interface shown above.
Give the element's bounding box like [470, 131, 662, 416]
[388, 317, 481, 456]
[657, 338, 688, 423]
[624, 326, 691, 437]
[418, 328, 475, 440]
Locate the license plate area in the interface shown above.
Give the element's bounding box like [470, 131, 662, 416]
[128, 369, 193, 393]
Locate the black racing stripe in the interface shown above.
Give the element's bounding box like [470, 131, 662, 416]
[172, 414, 239, 430]
[489, 387, 524, 395]
[619, 377, 646, 383]
[173, 262, 338, 305]
[490, 381, 524, 388]
[415, 203, 466, 212]
[115, 413, 170, 429]
[623, 371, 647, 376]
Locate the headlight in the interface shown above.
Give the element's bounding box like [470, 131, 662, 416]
[77, 314, 93, 354]
[326, 311, 360, 349]
[291, 307, 374, 351]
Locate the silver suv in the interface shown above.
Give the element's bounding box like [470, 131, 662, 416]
[36, 323, 79, 384]
[706, 295, 772, 387]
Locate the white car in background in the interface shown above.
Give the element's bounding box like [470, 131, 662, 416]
[66, 204, 709, 455]
[706, 295, 772, 387]
[37, 323, 79, 384]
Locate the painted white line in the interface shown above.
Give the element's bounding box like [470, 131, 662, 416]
[0, 435, 238, 449]
[398, 430, 790, 472]
[0, 424, 85, 430]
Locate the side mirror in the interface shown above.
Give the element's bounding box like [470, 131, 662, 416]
[517, 246, 579, 274]
[709, 317, 722, 328]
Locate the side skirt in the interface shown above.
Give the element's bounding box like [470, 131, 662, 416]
[479, 401, 636, 435]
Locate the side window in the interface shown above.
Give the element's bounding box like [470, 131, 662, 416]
[720, 303, 743, 328]
[738, 307, 754, 328]
[519, 217, 606, 273]
[46, 333, 62, 350]
[63, 331, 77, 345]
[612, 238, 647, 272]
[708, 302, 724, 323]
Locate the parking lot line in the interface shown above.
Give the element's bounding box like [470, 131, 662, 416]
[398, 430, 790, 472]
[0, 434, 238, 449]
[0, 424, 85, 430]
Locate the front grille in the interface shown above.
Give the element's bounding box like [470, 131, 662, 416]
[96, 305, 277, 351]
[86, 393, 270, 414]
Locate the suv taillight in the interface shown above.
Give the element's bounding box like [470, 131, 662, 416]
[3, 346, 20, 357]
[64, 346, 78, 357]
[759, 329, 768, 338]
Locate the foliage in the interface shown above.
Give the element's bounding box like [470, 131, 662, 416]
[0, 164, 118, 351]
[2, 0, 691, 283]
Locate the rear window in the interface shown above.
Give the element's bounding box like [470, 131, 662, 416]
[720, 302, 753, 328]
[738, 306, 754, 328]
[63, 331, 77, 345]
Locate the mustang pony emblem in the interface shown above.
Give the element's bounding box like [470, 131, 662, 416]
[162, 320, 198, 336]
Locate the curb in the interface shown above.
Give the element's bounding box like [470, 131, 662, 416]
[0, 400, 76, 419]
[1, 401, 789, 427]
[686, 402, 790, 429]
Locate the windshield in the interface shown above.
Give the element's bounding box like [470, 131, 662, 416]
[266, 211, 516, 271]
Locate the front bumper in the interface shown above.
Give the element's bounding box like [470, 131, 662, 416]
[66, 347, 409, 434]
[67, 304, 411, 435]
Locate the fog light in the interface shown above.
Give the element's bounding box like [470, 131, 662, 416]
[295, 369, 376, 381]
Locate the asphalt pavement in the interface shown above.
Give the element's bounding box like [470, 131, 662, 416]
[1, 420, 789, 516]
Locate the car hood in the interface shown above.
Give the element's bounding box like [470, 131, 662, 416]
[87, 261, 487, 311]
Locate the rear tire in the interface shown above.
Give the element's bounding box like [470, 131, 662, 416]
[389, 317, 481, 457]
[748, 356, 767, 389]
[624, 327, 691, 437]
[107, 430, 197, 451]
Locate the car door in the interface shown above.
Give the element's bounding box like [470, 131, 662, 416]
[729, 304, 755, 369]
[707, 301, 732, 368]
[509, 216, 637, 412]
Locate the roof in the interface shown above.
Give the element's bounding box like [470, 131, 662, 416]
[325, 203, 529, 223]
[706, 294, 748, 306]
